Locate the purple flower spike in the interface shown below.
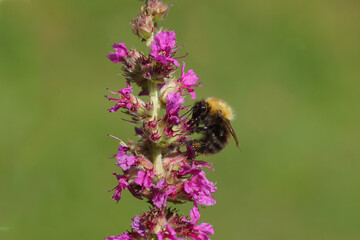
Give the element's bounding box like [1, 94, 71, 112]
[107, 42, 128, 63]
[105, 1, 223, 238]
[151, 31, 180, 66]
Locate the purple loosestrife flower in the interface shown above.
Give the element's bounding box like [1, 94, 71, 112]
[179, 164, 217, 206]
[105, 232, 132, 240]
[159, 62, 201, 103]
[135, 170, 155, 189]
[111, 173, 128, 202]
[157, 223, 178, 240]
[164, 91, 184, 124]
[151, 31, 180, 67]
[176, 62, 201, 99]
[116, 145, 137, 171]
[106, 207, 214, 240]
[182, 205, 215, 240]
[131, 216, 146, 237]
[152, 179, 176, 208]
[107, 42, 128, 63]
[105, 82, 149, 122]
[105, 82, 134, 112]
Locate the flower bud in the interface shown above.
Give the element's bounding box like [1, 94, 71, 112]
[122, 49, 152, 92]
[130, 14, 154, 41]
[144, 0, 171, 22]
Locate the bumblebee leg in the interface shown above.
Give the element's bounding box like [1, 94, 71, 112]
[171, 139, 199, 148]
[181, 139, 201, 149]
[187, 118, 200, 127]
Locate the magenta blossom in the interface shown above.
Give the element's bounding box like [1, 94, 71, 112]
[176, 62, 201, 99]
[152, 179, 176, 208]
[181, 165, 217, 206]
[107, 42, 128, 63]
[118, 82, 133, 98]
[105, 207, 213, 240]
[182, 205, 214, 240]
[165, 91, 184, 124]
[116, 145, 137, 171]
[105, 83, 133, 112]
[134, 170, 155, 189]
[105, 232, 132, 240]
[131, 216, 146, 237]
[111, 173, 129, 202]
[151, 31, 180, 66]
[105, 82, 145, 113]
[157, 223, 178, 240]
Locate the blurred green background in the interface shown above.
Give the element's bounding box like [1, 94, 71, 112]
[1, 0, 359, 239]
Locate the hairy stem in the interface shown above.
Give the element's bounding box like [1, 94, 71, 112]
[149, 81, 160, 121]
[149, 81, 164, 176]
[152, 143, 163, 176]
[146, 34, 154, 49]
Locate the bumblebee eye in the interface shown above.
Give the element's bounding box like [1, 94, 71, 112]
[200, 101, 207, 111]
[191, 101, 203, 120]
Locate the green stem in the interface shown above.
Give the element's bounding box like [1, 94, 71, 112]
[148, 81, 164, 176]
[152, 143, 163, 176]
[146, 34, 154, 49]
[149, 82, 160, 121]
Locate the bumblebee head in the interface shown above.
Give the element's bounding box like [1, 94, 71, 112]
[191, 99, 208, 121]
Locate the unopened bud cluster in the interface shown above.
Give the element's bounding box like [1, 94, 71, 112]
[131, 0, 171, 42]
[105, 1, 216, 239]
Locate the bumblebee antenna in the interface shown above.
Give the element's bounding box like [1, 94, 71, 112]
[180, 107, 193, 118]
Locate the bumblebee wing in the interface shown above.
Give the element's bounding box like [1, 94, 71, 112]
[218, 111, 239, 147]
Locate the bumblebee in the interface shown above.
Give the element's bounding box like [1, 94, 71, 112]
[188, 97, 239, 155]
